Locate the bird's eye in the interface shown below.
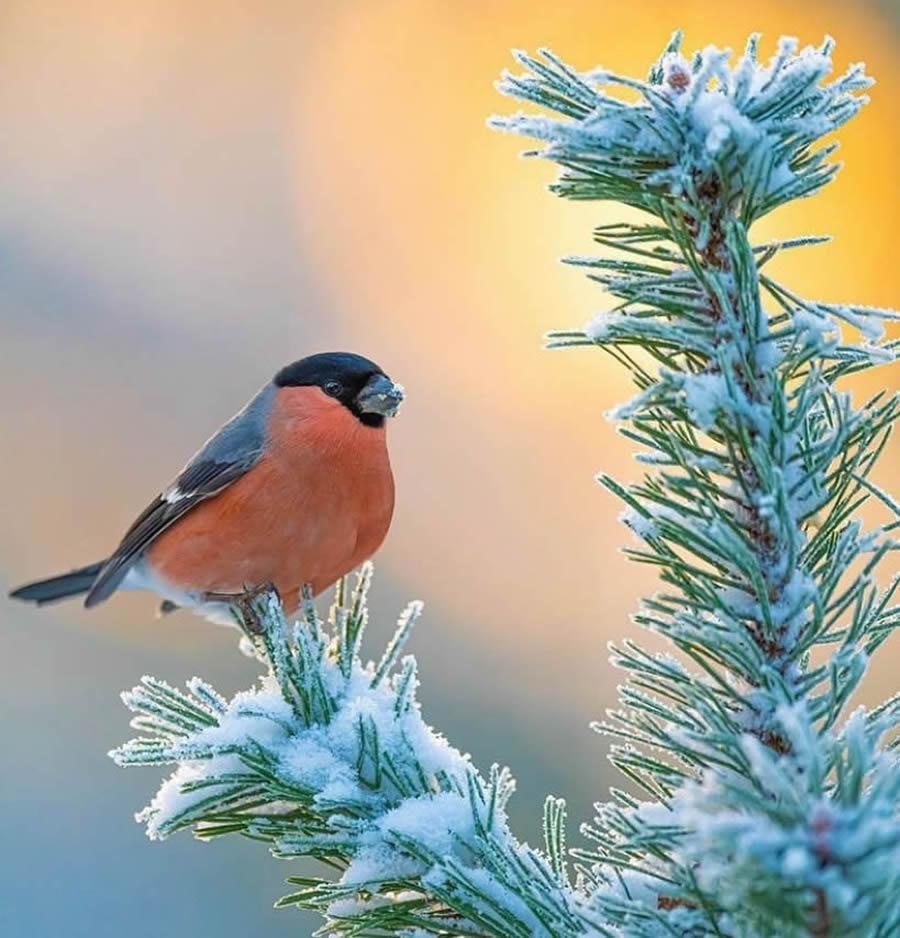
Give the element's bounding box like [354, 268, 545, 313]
[324, 380, 343, 397]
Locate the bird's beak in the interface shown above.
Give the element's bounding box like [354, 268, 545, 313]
[356, 373, 405, 418]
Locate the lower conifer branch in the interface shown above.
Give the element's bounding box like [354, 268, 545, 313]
[112, 569, 603, 937]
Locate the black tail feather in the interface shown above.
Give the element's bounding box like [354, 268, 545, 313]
[9, 562, 104, 605]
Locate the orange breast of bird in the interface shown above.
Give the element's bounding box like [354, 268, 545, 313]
[145, 386, 395, 614]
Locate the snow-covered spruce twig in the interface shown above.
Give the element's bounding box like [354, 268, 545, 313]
[493, 32, 900, 938]
[114, 33, 900, 938]
[112, 569, 600, 937]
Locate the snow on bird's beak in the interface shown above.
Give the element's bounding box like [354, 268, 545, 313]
[356, 373, 405, 417]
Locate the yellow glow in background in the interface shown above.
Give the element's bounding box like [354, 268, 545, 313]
[0, 3, 897, 936]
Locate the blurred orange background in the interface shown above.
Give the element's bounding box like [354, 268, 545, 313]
[1, 2, 898, 936]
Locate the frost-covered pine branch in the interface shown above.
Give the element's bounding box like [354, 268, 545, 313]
[493, 31, 900, 937]
[114, 32, 900, 938]
[112, 570, 601, 936]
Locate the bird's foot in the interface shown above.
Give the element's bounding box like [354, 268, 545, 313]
[203, 582, 281, 636]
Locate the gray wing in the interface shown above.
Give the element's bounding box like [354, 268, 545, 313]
[84, 382, 275, 607]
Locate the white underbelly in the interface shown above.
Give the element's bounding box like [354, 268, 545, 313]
[121, 562, 239, 626]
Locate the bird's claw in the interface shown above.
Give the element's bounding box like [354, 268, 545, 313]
[203, 582, 281, 636]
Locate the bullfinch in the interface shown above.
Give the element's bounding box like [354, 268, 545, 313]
[9, 352, 403, 625]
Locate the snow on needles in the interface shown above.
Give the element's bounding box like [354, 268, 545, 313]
[493, 35, 872, 224]
[120, 643, 475, 844]
[111, 574, 588, 936]
[673, 707, 900, 936]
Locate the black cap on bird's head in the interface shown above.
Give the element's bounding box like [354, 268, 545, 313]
[273, 352, 404, 427]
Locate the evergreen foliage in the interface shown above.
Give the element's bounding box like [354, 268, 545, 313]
[115, 33, 900, 937]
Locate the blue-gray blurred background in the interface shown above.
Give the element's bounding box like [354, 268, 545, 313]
[2, 2, 898, 935]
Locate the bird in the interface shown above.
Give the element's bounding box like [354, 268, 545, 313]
[9, 352, 404, 628]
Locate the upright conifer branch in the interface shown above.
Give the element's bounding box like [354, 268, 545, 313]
[493, 32, 900, 935]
